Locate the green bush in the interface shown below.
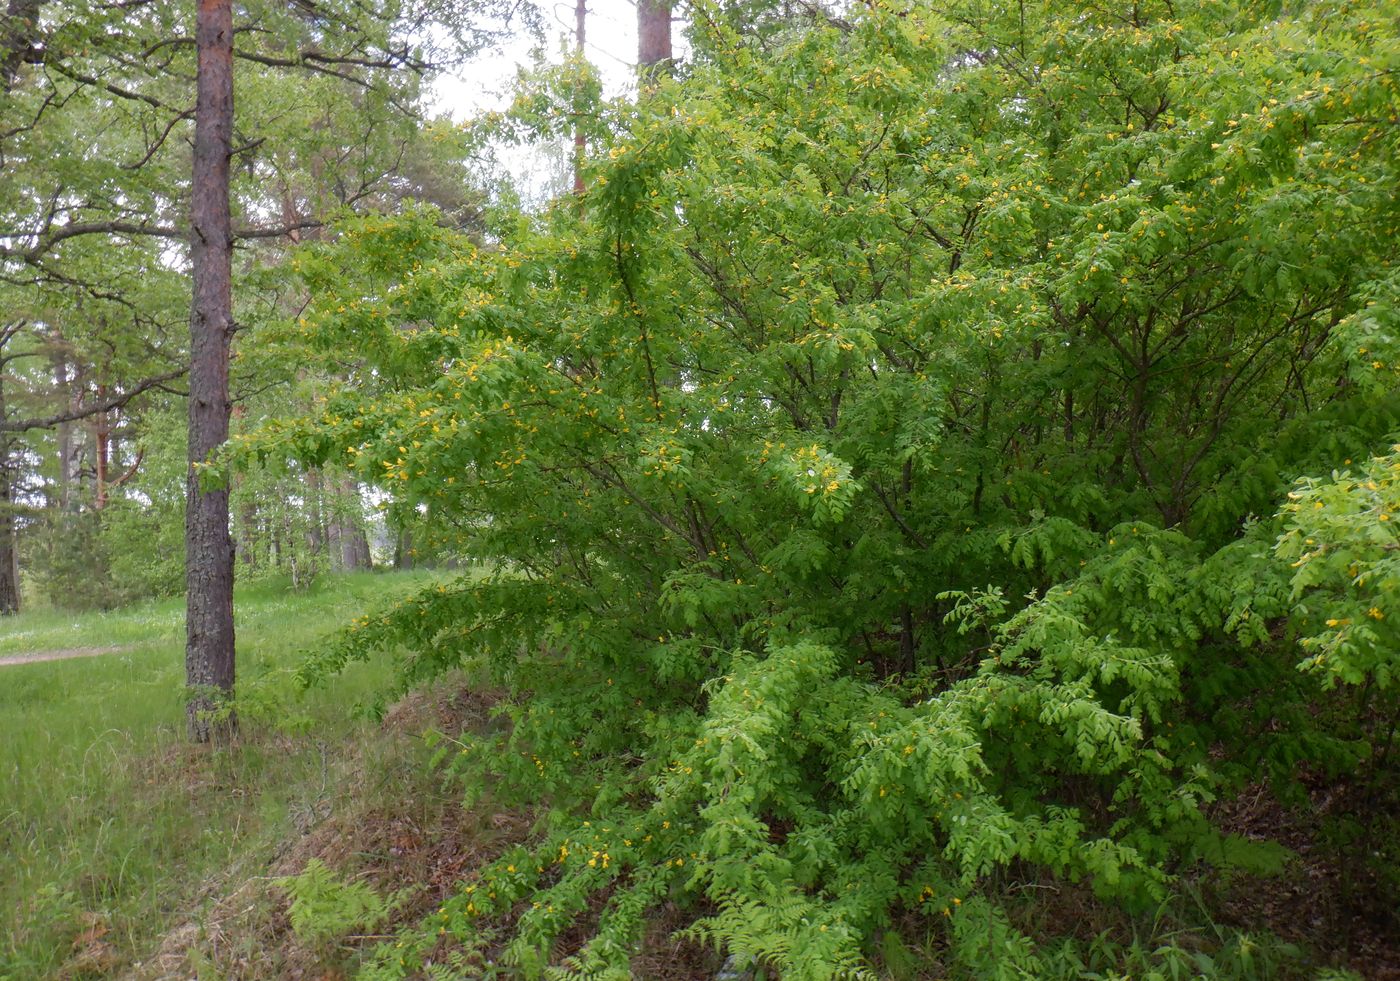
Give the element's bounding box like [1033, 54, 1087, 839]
[258, 0, 1400, 975]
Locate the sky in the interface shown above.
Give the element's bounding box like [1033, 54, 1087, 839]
[426, 0, 648, 202]
[430, 0, 643, 119]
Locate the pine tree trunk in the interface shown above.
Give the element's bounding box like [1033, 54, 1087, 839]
[637, 0, 672, 75]
[186, 0, 236, 743]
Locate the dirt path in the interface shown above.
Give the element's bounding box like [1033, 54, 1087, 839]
[0, 646, 127, 667]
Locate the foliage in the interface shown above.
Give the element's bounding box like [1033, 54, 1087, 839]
[261, 0, 1400, 976]
[278, 859, 403, 948]
[1278, 444, 1400, 689]
[0, 0, 510, 613]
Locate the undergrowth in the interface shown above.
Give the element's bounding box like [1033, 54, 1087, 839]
[0, 571, 434, 979]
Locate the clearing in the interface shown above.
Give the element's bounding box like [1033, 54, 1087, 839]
[0, 572, 438, 979]
[0, 647, 127, 668]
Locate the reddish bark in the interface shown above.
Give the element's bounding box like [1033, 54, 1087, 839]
[186, 0, 237, 742]
[637, 0, 672, 75]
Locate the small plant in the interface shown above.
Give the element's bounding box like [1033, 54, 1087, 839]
[276, 859, 401, 948]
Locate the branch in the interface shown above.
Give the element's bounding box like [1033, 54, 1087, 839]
[232, 45, 428, 87]
[0, 366, 186, 432]
[107, 447, 145, 489]
[0, 220, 183, 263]
[234, 218, 322, 241]
[46, 60, 188, 115]
[1, 217, 328, 263]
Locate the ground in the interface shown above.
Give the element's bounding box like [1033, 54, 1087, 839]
[0, 646, 126, 668]
[0, 574, 424, 979]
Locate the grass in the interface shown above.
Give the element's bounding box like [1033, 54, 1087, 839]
[0, 570, 439, 980]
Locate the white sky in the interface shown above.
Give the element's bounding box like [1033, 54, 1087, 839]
[431, 0, 642, 119]
[426, 0, 650, 203]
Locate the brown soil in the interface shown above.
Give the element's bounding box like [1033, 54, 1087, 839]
[128, 681, 724, 981]
[125, 681, 540, 981]
[1211, 777, 1400, 980]
[0, 645, 126, 667]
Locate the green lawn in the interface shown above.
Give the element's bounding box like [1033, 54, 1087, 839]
[0, 571, 436, 979]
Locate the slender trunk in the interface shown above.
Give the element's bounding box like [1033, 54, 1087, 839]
[637, 0, 672, 77]
[93, 384, 109, 509]
[352, 527, 371, 570]
[54, 355, 73, 510]
[306, 466, 325, 564]
[393, 526, 414, 570]
[572, 0, 586, 195]
[231, 404, 256, 566]
[0, 374, 19, 615]
[270, 510, 281, 569]
[0, 459, 17, 616]
[233, 502, 254, 567]
[237, 498, 258, 567]
[334, 474, 370, 571]
[322, 470, 344, 572]
[186, 0, 236, 743]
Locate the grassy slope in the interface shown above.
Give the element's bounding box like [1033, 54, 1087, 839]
[0, 571, 436, 979]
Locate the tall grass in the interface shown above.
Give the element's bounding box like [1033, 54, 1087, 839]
[0, 571, 435, 979]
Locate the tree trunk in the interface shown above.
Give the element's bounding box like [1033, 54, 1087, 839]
[334, 474, 370, 571]
[186, 0, 236, 743]
[0, 373, 20, 615]
[93, 384, 109, 509]
[393, 526, 414, 570]
[305, 466, 326, 564]
[0, 455, 17, 616]
[235, 496, 258, 567]
[231, 403, 256, 566]
[54, 355, 73, 511]
[637, 0, 672, 76]
[323, 470, 344, 573]
[572, 0, 586, 195]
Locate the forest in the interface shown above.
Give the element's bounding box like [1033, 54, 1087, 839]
[1, 0, 1398, 978]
